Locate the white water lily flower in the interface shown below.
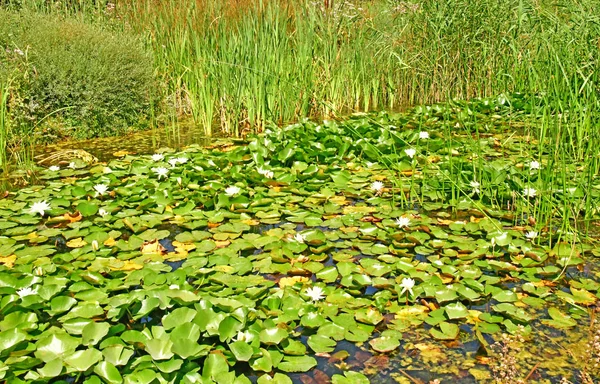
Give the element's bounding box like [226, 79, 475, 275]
[94, 184, 109, 196]
[371, 181, 384, 192]
[151, 154, 164, 162]
[17, 287, 36, 297]
[293, 233, 306, 243]
[235, 331, 255, 342]
[48, 165, 60, 171]
[29, 200, 51, 216]
[404, 148, 416, 158]
[168, 158, 179, 167]
[395, 216, 411, 228]
[419, 131, 429, 139]
[470, 181, 481, 194]
[525, 231, 538, 240]
[225, 185, 241, 196]
[257, 168, 274, 179]
[208, 159, 217, 167]
[98, 208, 109, 217]
[91, 240, 99, 251]
[529, 160, 540, 170]
[306, 286, 325, 301]
[103, 167, 112, 174]
[175, 157, 188, 164]
[68, 162, 76, 169]
[152, 167, 169, 180]
[523, 187, 537, 198]
[34, 267, 43, 276]
[177, 177, 182, 185]
[399, 277, 415, 296]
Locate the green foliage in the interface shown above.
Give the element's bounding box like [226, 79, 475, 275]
[0, 9, 156, 142]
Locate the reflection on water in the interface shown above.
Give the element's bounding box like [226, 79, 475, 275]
[35, 120, 217, 163]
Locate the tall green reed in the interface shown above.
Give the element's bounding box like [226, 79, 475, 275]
[0, 79, 9, 171]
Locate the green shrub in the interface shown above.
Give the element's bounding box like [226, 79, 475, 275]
[0, 9, 156, 142]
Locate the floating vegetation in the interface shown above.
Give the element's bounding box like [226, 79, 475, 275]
[0, 95, 598, 383]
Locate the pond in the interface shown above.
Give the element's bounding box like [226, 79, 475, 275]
[0, 95, 598, 383]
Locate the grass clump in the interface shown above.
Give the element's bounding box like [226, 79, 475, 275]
[0, 9, 156, 143]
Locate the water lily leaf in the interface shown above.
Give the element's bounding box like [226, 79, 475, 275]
[82, 322, 110, 346]
[278, 355, 317, 373]
[257, 373, 293, 384]
[444, 302, 469, 319]
[229, 340, 254, 361]
[307, 334, 336, 353]
[0, 328, 27, 353]
[492, 290, 518, 303]
[492, 303, 533, 322]
[542, 307, 577, 329]
[250, 348, 273, 372]
[64, 348, 102, 371]
[369, 336, 400, 352]
[332, 371, 370, 384]
[36, 358, 63, 378]
[259, 327, 288, 345]
[145, 338, 174, 360]
[162, 307, 198, 330]
[102, 345, 135, 366]
[354, 308, 384, 325]
[35, 333, 80, 362]
[429, 322, 459, 340]
[77, 202, 99, 216]
[94, 361, 122, 384]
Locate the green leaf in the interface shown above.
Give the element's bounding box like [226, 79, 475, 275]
[94, 361, 122, 384]
[82, 322, 110, 346]
[0, 328, 27, 353]
[278, 356, 317, 373]
[229, 341, 254, 362]
[64, 348, 102, 371]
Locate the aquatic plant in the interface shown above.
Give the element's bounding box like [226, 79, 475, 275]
[0, 96, 598, 382]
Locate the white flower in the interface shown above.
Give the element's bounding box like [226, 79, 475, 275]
[151, 154, 164, 162]
[470, 181, 481, 194]
[371, 181, 384, 192]
[257, 168, 274, 179]
[306, 286, 325, 301]
[103, 167, 112, 174]
[68, 162, 76, 169]
[17, 287, 36, 297]
[225, 185, 241, 196]
[523, 187, 537, 198]
[93, 184, 109, 196]
[399, 278, 415, 296]
[208, 159, 217, 167]
[168, 158, 179, 167]
[152, 167, 169, 180]
[177, 177, 182, 185]
[293, 233, 305, 243]
[29, 200, 51, 216]
[14, 48, 24, 56]
[404, 148, 416, 158]
[98, 208, 109, 217]
[419, 131, 429, 139]
[34, 267, 43, 276]
[48, 165, 60, 171]
[395, 216, 411, 228]
[174, 157, 188, 164]
[525, 231, 538, 240]
[529, 160, 540, 170]
[91, 240, 99, 251]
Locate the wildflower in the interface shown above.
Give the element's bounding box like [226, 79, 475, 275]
[523, 187, 537, 198]
[152, 167, 169, 180]
[93, 184, 109, 196]
[29, 200, 51, 216]
[371, 181, 384, 192]
[98, 208, 109, 217]
[168, 158, 179, 167]
[177, 177, 182, 185]
[395, 216, 411, 228]
[14, 48, 24, 56]
[34, 267, 43, 276]
[529, 160, 540, 170]
[525, 231, 538, 240]
[470, 181, 481, 194]
[68, 162, 76, 169]
[225, 185, 241, 196]
[399, 278, 415, 296]
[48, 165, 60, 171]
[404, 148, 416, 158]
[91, 240, 99, 251]
[306, 286, 325, 301]
[293, 233, 305, 243]
[151, 154, 164, 162]
[419, 131, 429, 139]
[17, 287, 36, 297]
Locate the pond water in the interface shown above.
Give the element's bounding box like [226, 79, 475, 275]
[0, 97, 598, 383]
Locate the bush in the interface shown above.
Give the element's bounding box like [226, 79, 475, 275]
[0, 10, 156, 142]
